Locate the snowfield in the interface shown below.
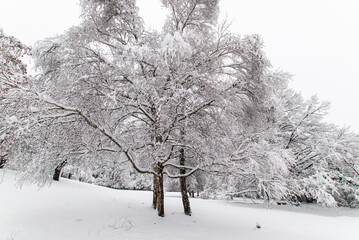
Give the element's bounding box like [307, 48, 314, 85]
[1, 169, 358, 240]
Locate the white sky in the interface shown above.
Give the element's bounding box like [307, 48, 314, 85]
[1, 0, 359, 132]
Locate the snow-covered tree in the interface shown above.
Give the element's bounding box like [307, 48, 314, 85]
[273, 85, 359, 206]
[200, 70, 295, 202]
[0, 30, 33, 169]
[29, 0, 293, 216]
[7, 0, 358, 218]
[327, 127, 359, 207]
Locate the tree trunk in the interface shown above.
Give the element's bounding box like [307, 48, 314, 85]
[152, 175, 158, 210]
[0, 155, 6, 169]
[179, 148, 192, 216]
[180, 176, 191, 215]
[53, 160, 67, 181]
[155, 172, 165, 217]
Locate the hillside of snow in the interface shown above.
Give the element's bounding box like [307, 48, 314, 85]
[1, 169, 358, 240]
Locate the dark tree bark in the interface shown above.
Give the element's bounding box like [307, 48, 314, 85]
[0, 155, 7, 169]
[152, 175, 158, 210]
[154, 169, 165, 217]
[152, 162, 165, 217]
[53, 160, 67, 181]
[157, 174, 165, 217]
[179, 148, 192, 216]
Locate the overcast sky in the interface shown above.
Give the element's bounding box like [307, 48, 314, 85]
[1, 0, 359, 132]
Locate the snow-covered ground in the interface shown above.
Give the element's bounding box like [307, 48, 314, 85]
[1, 169, 358, 240]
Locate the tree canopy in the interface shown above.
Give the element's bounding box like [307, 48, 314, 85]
[2, 0, 359, 217]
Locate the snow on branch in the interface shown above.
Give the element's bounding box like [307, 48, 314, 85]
[162, 162, 196, 170]
[138, 105, 156, 123]
[163, 165, 200, 178]
[42, 96, 154, 175]
[178, 99, 215, 121]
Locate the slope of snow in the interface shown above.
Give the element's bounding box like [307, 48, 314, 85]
[1, 169, 358, 240]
